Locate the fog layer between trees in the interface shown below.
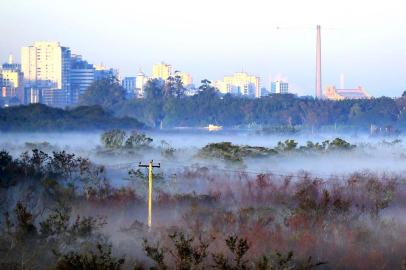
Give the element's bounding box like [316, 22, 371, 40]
[1, 130, 406, 269]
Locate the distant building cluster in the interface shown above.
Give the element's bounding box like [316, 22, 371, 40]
[0, 40, 373, 108]
[324, 85, 371, 100]
[214, 72, 261, 98]
[0, 41, 117, 107]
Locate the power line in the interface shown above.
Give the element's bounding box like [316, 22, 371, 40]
[100, 159, 406, 182]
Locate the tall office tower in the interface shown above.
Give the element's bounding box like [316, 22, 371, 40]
[271, 81, 289, 94]
[315, 25, 322, 98]
[215, 72, 260, 98]
[21, 41, 71, 107]
[152, 62, 172, 80]
[135, 69, 149, 98]
[70, 54, 95, 105]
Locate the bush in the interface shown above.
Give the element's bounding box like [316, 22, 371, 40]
[101, 129, 153, 150]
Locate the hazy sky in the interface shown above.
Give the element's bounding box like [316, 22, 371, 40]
[1, 0, 406, 96]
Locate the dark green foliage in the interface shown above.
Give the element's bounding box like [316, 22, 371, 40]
[1, 201, 109, 270]
[199, 142, 276, 162]
[328, 138, 356, 150]
[0, 150, 20, 187]
[116, 84, 405, 130]
[40, 211, 106, 240]
[168, 232, 209, 270]
[276, 140, 298, 151]
[79, 76, 127, 110]
[142, 232, 324, 270]
[24, 141, 53, 152]
[13, 202, 38, 240]
[299, 138, 356, 152]
[53, 243, 125, 270]
[256, 251, 326, 270]
[198, 138, 355, 162]
[143, 232, 210, 270]
[165, 74, 186, 98]
[259, 126, 299, 134]
[0, 103, 145, 131]
[101, 129, 127, 149]
[2, 80, 406, 130]
[143, 239, 167, 270]
[212, 235, 250, 270]
[160, 140, 176, 158]
[101, 129, 153, 150]
[125, 131, 153, 149]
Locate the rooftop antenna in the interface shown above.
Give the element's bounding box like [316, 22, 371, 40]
[8, 53, 13, 64]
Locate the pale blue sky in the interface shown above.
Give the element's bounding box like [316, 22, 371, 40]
[1, 0, 406, 96]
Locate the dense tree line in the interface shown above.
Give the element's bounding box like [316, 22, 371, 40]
[3, 77, 405, 131]
[111, 78, 406, 130]
[0, 103, 145, 131]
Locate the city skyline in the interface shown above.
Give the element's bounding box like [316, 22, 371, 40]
[1, 0, 406, 97]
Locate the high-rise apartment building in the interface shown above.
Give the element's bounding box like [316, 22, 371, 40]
[152, 62, 172, 80]
[70, 54, 95, 105]
[21, 41, 71, 107]
[21, 41, 71, 90]
[271, 81, 289, 94]
[214, 72, 260, 98]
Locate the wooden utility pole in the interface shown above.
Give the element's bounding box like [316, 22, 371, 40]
[139, 160, 160, 228]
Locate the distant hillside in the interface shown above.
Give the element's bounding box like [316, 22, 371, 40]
[0, 104, 146, 131]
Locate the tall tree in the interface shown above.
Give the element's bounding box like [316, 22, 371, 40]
[79, 77, 126, 110]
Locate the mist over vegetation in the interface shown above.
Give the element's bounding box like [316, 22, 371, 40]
[1, 129, 406, 269]
[2, 73, 406, 270]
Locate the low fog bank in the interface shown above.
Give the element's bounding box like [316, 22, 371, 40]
[1, 130, 406, 179]
[2, 130, 406, 269]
